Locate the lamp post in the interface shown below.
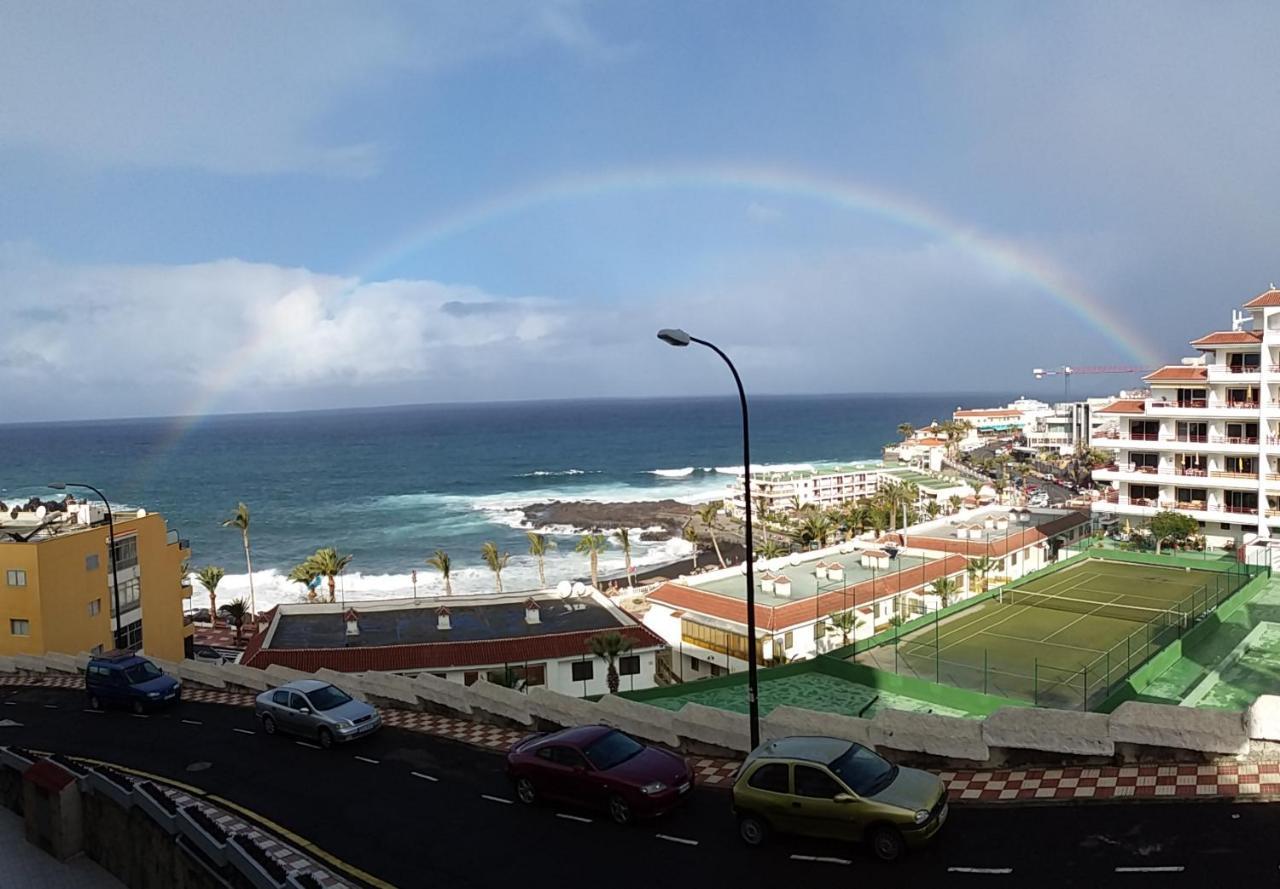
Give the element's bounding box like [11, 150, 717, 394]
[50, 482, 125, 650]
[657, 328, 760, 748]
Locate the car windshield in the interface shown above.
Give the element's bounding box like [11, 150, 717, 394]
[828, 744, 897, 796]
[583, 730, 645, 771]
[306, 685, 353, 711]
[122, 662, 162, 685]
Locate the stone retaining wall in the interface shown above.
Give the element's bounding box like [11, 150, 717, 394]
[7, 653, 1280, 770]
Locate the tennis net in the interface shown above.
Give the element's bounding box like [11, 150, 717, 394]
[1000, 588, 1188, 628]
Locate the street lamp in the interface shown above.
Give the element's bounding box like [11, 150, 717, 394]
[657, 328, 761, 748]
[50, 482, 126, 650]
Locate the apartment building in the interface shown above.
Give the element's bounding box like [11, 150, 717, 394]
[1091, 288, 1280, 546]
[0, 499, 193, 660]
[723, 463, 883, 519]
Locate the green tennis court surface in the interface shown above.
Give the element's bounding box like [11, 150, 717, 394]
[856, 557, 1250, 710]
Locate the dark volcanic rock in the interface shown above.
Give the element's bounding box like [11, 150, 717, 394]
[521, 500, 695, 536]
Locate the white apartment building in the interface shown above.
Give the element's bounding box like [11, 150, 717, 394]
[1091, 288, 1280, 546]
[724, 463, 883, 519]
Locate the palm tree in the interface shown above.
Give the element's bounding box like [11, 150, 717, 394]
[697, 502, 726, 567]
[288, 561, 321, 602]
[575, 533, 608, 589]
[948, 494, 964, 514]
[526, 533, 554, 589]
[223, 597, 250, 643]
[427, 549, 453, 596]
[897, 422, 915, 440]
[588, 631, 634, 694]
[196, 566, 225, 624]
[967, 556, 995, 592]
[828, 609, 861, 646]
[758, 539, 788, 559]
[614, 528, 634, 587]
[481, 541, 509, 593]
[755, 496, 772, 547]
[925, 500, 941, 518]
[929, 576, 961, 608]
[682, 523, 700, 569]
[799, 513, 833, 547]
[309, 547, 353, 603]
[221, 502, 257, 622]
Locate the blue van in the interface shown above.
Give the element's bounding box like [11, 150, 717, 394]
[85, 652, 182, 713]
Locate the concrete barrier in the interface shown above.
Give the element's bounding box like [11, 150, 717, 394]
[467, 680, 534, 727]
[74, 652, 92, 671]
[178, 661, 226, 690]
[762, 705, 873, 747]
[1249, 696, 1280, 742]
[408, 674, 474, 716]
[871, 710, 989, 763]
[218, 663, 270, 693]
[593, 695, 681, 749]
[312, 668, 369, 701]
[671, 702, 751, 755]
[526, 687, 597, 729]
[14, 654, 47, 673]
[357, 672, 421, 708]
[147, 657, 183, 680]
[263, 664, 311, 687]
[983, 708, 1114, 758]
[0, 656, 15, 673]
[1110, 701, 1250, 756]
[43, 652, 81, 675]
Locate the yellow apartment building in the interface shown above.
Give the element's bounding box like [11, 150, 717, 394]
[0, 502, 193, 661]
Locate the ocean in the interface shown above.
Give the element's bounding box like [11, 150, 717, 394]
[0, 393, 1017, 610]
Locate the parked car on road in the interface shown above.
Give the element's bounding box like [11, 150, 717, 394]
[253, 680, 381, 748]
[507, 725, 693, 824]
[85, 651, 182, 714]
[731, 736, 947, 861]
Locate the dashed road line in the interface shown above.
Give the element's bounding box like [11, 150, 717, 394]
[42, 704, 58, 709]
[948, 867, 1014, 874]
[232, 728, 255, 735]
[83, 709, 103, 713]
[790, 854, 851, 865]
[410, 772, 438, 782]
[295, 741, 322, 750]
[181, 719, 203, 726]
[354, 755, 379, 764]
[481, 794, 514, 805]
[656, 834, 699, 846]
[3, 701, 17, 706]
[1114, 866, 1184, 873]
[130, 713, 149, 719]
[556, 813, 592, 823]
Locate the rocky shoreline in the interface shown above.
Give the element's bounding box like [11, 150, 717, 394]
[520, 499, 695, 538]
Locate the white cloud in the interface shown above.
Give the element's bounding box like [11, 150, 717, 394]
[0, 1, 614, 176]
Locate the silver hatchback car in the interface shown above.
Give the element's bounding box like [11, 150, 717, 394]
[254, 679, 381, 748]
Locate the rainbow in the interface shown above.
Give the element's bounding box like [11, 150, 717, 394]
[173, 163, 1162, 449]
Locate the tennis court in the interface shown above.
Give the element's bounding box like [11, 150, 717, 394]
[856, 556, 1253, 710]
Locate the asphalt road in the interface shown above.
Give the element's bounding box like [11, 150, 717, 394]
[1, 685, 1277, 888]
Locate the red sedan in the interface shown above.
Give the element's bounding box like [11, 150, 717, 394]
[507, 725, 693, 824]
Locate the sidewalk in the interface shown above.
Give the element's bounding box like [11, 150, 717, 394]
[7, 675, 1279, 802]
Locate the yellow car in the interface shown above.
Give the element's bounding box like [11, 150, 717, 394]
[730, 736, 948, 861]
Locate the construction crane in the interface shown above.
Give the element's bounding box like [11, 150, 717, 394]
[1032, 365, 1147, 399]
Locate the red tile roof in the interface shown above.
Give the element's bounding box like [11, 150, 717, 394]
[1190, 330, 1262, 347]
[1143, 365, 1208, 383]
[906, 511, 1090, 558]
[647, 554, 968, 632]
[1243, 289, 1280, 308]
[1097, 398, 1146, 414]
[243, 624, 665, 673]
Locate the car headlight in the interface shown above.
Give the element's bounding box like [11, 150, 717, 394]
[914, 809, 930, 825]
[641, 781, 668, 795]
[147, 692, 161, 698]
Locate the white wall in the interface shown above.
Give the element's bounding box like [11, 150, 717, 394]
[400, 649, 659, 697]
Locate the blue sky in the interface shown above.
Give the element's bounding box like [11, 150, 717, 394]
[3, 1, 1280, 420]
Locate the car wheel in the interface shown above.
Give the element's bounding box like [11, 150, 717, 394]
[131, 699, 145, 715]
[515, 777, 537, 805]
[261, 715, 277, 735]
[738, 814, 769, 847]
[607, 794, 633, 826]
[317, 727, 334, 750]
[869, 825, 905, 862]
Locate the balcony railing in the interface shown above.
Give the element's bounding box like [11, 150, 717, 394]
[1100, 492, 1261, 516]
[1093, 430, 1271, 445]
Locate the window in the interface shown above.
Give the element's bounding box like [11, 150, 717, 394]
[307, 685, 353, 711]
[5, 569, 26, 587]
[112, 577, 142, 615]
[272, 690, 290, 706]
[689, 657, 700, 672]
[88, 599, 101, 617]
[90, 644, 104, 655]
[122, 661, 162, 685]
[619, 655, 640, 676]
[571, 660, 594, 682]
[747, 763, 790, 794]
[783, 631, 794, 648]
[829, 744, 897, 796]
[9, 619, 29, 637]
[710, 663, 721, 677]
[1010, 552, 1019, 566]
[583, 731, 644, 770]
[463, 671, 479, 686]
[288, 692, 308, 710]
[794, 765, 845, 799]
[85, 554, 99, 571]
[119, 618, 143, 651]
[110, 536, 139, 570]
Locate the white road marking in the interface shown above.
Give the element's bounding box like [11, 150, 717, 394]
[556, 813, 592, 823]
[354, 755, 379, 764]
[481, 794, 513, 805]
[83, 709, 103, 713]
[656, 834, 699, 846]
[948, 867, 1014, 874]
[42, 704, 57, 709]
[232, 728, 255, 735]
[0, 719, 23, 728]
[1114, 866, 1184, 873]
[129, 713, 149, 719]
[411, 772, 439, 782]
[790, 854, 851, 865]
[3, 701, 17, 706]
[181, 719, 203, 726]
[295, 741, 321, 750]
